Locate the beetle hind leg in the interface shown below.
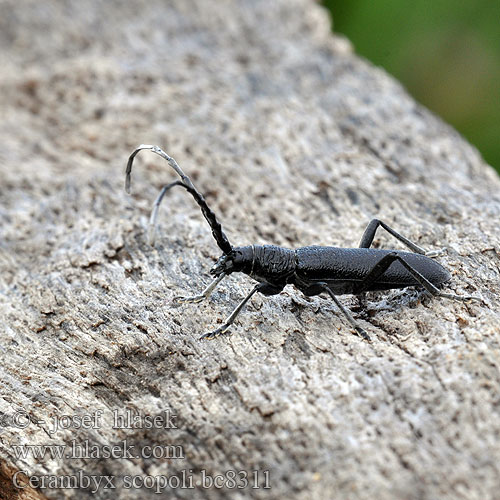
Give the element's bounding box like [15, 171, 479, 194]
[359, 219, 446, 257]
[354, 252, 481, 302]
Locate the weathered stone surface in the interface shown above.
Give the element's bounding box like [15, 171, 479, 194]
[0, 1, 499, 499]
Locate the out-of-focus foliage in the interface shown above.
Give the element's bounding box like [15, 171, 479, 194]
[323, 0, 500, 173]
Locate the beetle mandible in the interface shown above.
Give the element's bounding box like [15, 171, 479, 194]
[125, 144, 480, 340]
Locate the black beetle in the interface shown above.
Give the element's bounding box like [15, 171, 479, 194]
[126, 145, 479, 340]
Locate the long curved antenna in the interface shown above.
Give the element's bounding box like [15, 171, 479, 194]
[148, 181, 182, 246]
[126, 145, 233, 254]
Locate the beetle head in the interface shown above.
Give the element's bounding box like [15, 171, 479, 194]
[210, 247, 253, 277]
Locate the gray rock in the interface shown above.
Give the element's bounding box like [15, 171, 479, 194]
[0, 1, 499, 499]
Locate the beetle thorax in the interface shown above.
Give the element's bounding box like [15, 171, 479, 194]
[210, 245, 296, 281]
[247, 245, 296, 281]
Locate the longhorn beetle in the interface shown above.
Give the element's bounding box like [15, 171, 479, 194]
[125, 144, 479, 340]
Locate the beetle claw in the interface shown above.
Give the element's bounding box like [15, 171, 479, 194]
[199, 325, 230, 340]
[174, 295, 204, 304]
[425, 247, 447, 258]
[439, 292, 483, 303]
[355, 326, 371, 341]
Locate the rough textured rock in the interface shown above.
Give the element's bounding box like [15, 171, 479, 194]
[0, 1, 499, 499]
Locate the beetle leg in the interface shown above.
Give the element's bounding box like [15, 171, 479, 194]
[354, 252, 481, 302]
[317, 283, 370, 341]
[200, 283, 262, 340]
[359, 219, 446, 257]
[174, 273, 227, 304]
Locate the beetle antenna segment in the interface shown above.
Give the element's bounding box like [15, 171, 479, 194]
[148, 180, 183, 246]
[126, 145, 232, 254]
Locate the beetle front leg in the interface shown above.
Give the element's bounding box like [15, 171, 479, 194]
[174, 273, 227, 304]
[359, 219, 446, 257]
[317, 283, 370, 341]
[200, 283, 262, 340]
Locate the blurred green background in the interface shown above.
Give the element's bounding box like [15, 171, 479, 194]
[322, 0, 500, 174]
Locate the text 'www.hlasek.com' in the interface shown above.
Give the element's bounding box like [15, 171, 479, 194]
[3, 407, 271, 494]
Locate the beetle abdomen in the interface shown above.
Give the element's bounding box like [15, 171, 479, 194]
[295, 246, 450, 292]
